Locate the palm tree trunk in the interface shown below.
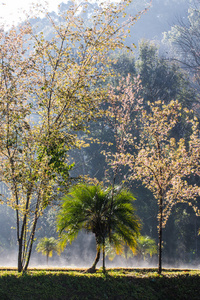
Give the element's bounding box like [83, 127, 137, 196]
[102, 236, 106, 273]
[86, 244, 100, 273]
[93, 247, 100, 269]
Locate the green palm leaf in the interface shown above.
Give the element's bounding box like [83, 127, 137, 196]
[57, 184, 140, 271]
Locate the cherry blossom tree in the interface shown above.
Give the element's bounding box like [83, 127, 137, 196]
[106, 76, 200, 274]
[126, 100, 200, 273]
[103, 74, 143, 184]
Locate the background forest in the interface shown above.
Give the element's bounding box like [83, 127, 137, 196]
[0, 0, 200, 270]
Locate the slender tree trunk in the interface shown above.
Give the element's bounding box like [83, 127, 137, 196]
[9, 159, 23, 272]
[18, 193, 39, 272]
[102, 236, 106, 273]
[17, 211, 28, 272]
[24, 196, 40, 272]
[18, 216, 27, 272]
[24, 214, 39, 271]
[17, 191, 32, 272]
[156, 138, 163, 274]
[86, 243, 101, 273]
[158, 193, 163, 274]
[91, 247, 100, 270]
[18, 238, 23, 273]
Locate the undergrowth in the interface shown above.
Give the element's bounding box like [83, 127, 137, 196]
[0, 268, 199, 300]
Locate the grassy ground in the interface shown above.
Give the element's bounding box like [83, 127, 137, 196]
[0, 268, 199, 300]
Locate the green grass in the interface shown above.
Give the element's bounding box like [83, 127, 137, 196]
[0, 268, 199, 300]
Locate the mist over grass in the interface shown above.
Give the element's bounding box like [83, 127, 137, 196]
[1, 247, 200, 271]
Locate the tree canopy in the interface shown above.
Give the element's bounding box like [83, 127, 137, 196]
[57, 184, 140, 272]
[36, 237, 59, 264]
[0, 0, 144, 272]
[105, 74, 200, 273]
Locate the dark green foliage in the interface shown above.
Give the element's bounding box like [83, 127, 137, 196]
[136, 40, 196, 107]
[110, 40, 196, 109]
[38, 137, 74, 183]
[163, 205, 200, 265]
[111, 52, 136, 78]
[0, 269, 199, 300]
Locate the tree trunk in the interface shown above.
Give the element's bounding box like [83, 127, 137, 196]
[157, 138, 163, 275]
[24, 212, 39, 272]
[18, 195, 39, 272]
[158, 193, 163, 274]
[18, 238, 23, 273]
[102, 236, 106, 273]
[86, 244, 100, 273]
[16, 188, 33, 272]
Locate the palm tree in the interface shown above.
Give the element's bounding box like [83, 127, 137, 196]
[57, 184, 140, 272]
[36, 237, 59, 265]
[135, 235, 157, 261]
[106, 235, 157, 267]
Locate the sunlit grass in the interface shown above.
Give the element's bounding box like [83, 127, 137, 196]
[0, 267, 199, 276]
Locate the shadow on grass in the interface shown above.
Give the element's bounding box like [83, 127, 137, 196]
[0, 268, 199, 300]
